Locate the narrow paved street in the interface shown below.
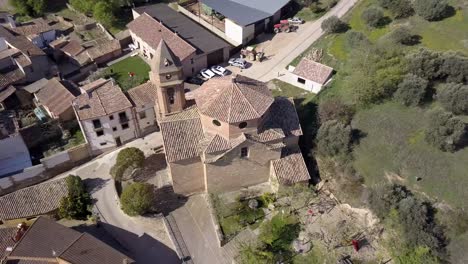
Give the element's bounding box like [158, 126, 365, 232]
[58, 133, 181, 264]
[239, 0, 359, 82]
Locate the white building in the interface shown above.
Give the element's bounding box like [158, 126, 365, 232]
[289, 58, 334, 93]
[73, 79, 138, 154]
[198, 0, 291, 45]
[127, 81, 159, 136]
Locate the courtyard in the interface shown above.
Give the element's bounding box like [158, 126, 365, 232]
[107, 56, 151, 91]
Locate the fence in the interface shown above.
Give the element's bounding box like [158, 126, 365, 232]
[0, 143, 92, 196]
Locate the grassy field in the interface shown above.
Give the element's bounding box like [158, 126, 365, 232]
[352, 103, 468, 208]
[268, 79, 312, 99]
[107, 56, 150, 91]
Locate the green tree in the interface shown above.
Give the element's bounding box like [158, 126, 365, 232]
[93, 1, 117, 27]
[394, 74, 429, 106]
[388, 26, 418, 45]
[438, 83, 468, 115]
[378, 0, 413, 18]
[238, 244, 274, 264]
[413, 0, 449, 21]
[120, 182, 154, 216]
[321, 16, 348, 34]
[425, 109, 466, 152]
[406, 49, 443, 81]
[70, 0, 95, 15]
[316, 120, 352, 158]
[361, 6, 385, 27]
[27, 0, 45, 16]
[111, 147, 145, 181]
[260, 213, 300, 254]
[318, 98, 355, 125]
[9, 0, 45, 17]
[439, 52, 468, 83]
[58, 175, 92, 220]
[344, 30, 370, 50]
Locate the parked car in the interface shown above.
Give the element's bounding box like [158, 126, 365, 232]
[200, 68, 216, 79]
[186, 76, 204, 85]
[288, 17, 304, 24]
[228, 58, 247, 69]
[211, 65, 228, 76]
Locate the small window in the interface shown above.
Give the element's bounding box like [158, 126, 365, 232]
[297, 77, 306, 84]
[118, 112, 127, 120]
[166, 74, 172, 80]
[92, 119, 101, 129]
[122, 123, 129, 130]
[96, 130, 104, 137]
[112, 127, 117, 131]
[167, 88, 175, 105]
[238, 122, 247, 129]
[190, 58, 194, 64]
[212, 120, 221, 126]
[100, 142, 107, 146]
[109, 115, 114, 120]
[139, 111, 147, 119]
[240, 147, 249, 158]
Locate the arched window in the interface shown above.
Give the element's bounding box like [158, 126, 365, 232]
[238, 122, 247, 129]
[212, 120, 221, 126]
[167, 88, 175, 105]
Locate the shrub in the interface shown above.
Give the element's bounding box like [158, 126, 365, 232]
[58, 175, 92, 220]
[361, 6, 385, 27]
[368, 184, 411, 219]
[318, 98, 355, 124]
[388, 26, 418, 45]
[406, 49, 443, 81]
[10, 0, 45, 17]
[120, 182, 154, 216]
[259, 213, 300, 253]
[425, 109, 466, 152]
[321, 16, 348, 33]
[378, 0, 413, 18]
[439, 52, 468, 83]
[316, 120, 352, 158]
[93, 1, 117, 27]
[344, 30, 370, 50]
[111, 147, 145, 181]
[413, 0, 449, 21]
[70, 0, 95, 15]
[438, 83, 468, 115]
[394, 74, 429, 106]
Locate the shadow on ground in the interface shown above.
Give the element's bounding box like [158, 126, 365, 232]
[134, 153, 167, 182]
[152, 185, 188, 216]
[90, 222, 182, 264]
[83, 178, 110, 195]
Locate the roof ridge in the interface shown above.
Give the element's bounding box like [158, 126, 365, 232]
[58, 233, 85, 258]
[232, 80, 262, 120]
[226, 80, 235, 123]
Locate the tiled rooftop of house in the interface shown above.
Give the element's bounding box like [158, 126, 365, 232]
[35, 78, 76, 116]
[5, 217, 134, 264]
[74, 79, 133, 120]
[60, 40, 85, 56]
[0, 67, 25, 90]
[272, 147, 310, 185]
[0, 177, 68, 221]
[193, 75, 274, 123]
[0, 85, 16, 103]
[293, 58, 334, 85]
[0, 227, 16, 260]
[86, 39, 121, 61]
[127, 13, 196, 61]
[0, 26, 45, 56]
[127, 81, 158, 107]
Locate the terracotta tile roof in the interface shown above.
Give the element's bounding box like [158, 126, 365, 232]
[0, 47, 20, 60]
[0, 227, 16, 259]
[0, 25, 45, 57]
[194, 75, 274, 123]
[0, 85, 16, 102]
[80, 78, 108, 93]
[127, 13, 196, 61]
[35, 78, 75, 116]
[49, 38, 68, 49]
[272, 148, 310, 185]
[74, 79, 133, 120]
[86, 40, 121, 60]
[256, 97, 302, 141]
[13, 54, 31, 68]
[6, 217, 134, 264]
[0, 67, 25, 90]
[293, 58, 333, 85]
[60, 40, 84, 56]
[10, 18, 54, 37]
[159, 107, 204, 162]
[0, 177, 68, 221]
[59, 233, 134, 264]
[127, 81, 158, 107]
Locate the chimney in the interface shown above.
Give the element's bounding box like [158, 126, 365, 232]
[12, 222, 27, 242]
[174, 31, 178, 36]
[7, 15, 16, 28]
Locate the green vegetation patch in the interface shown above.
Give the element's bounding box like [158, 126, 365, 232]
[352, 103, 468, 208]
[107, 56, 150, 91]
[268, 79, 311, 99]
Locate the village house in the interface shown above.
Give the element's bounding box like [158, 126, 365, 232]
[33, 77, 76, 121]
[0, 111, 31, 177]
[1, 216, 134, 263]
[73, 78, 138, 154]
[129, 3, 231, 78]
[146, 39, 310, 194]
[289, 57, 334, 93]
[127, 81, 159, 136]
[0, 177, 68, 224]
[180, 0, 291, 45]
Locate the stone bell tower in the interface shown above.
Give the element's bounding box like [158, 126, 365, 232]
[150, 40, 185, 117]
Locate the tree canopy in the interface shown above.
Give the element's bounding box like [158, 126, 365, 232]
[120, 182, 154, 216]
[58, 175, 92, 220]
[321, 16, 348, 34]
[9, 0, 45, 17]
[413, 0, 449, 21]
[425, 109, 466, 152]
[394, 74, 429, 106]
[438, 83, 468, 115]
[316, 120, 352, 158]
